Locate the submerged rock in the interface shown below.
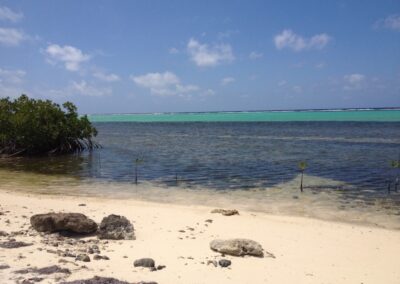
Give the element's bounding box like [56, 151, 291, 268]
[133, 258, 155, 268]
[98, 215, 134, 240]
[211, 209, 239, 216]
[210, 238, 264, 257]
[30, 213, 98, 234]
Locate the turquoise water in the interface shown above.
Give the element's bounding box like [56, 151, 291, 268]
[88, 109, 400, 122]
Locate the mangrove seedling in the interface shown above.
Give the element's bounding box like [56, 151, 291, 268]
[390, 159, 400, 192]
[298, 161, 308, 192]
[134, 157, 144, 185]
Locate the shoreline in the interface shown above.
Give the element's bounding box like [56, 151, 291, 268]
[1, 189, 400, 283]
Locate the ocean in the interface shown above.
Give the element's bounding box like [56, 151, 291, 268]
[1, 109, 400, 228]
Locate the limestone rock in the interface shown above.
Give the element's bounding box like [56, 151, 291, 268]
[30, 213, 97, 234]
[210, 238, 264, 257]
[133, 258, 155, 268]
[98, 215, 134, 240]
[211, 209, 239, 216]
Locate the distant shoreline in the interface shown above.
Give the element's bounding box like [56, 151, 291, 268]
[87, 109, 400, 122]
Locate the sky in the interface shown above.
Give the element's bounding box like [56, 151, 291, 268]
[0, 0, 399, 114]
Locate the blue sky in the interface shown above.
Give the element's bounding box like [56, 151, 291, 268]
[0, 0, 399, 114]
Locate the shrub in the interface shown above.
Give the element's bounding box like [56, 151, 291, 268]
[0, 94, 99, 156]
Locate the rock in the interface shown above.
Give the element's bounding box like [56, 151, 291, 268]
[60, 277, 130, 284]
[133, 258, 155, 268]
[15, 265, 70, 275]
[211, 209, 239, 216]
[0, 240, 32, 248]
[156, 265, 166, 270]
[98, 214, 135, 240]
[93, 254, 109, 260]
[218, 259, 231, 267]
[60, 276, 158, 284]
[0, 230, 8, 236]
[0, 264, 10, 269]
[207, 260, 217, 267]
[30, 213, 98, 234]
[204, 219, 213, 223]
[76, 254, 91, 262]
[210, 239, 264, 257]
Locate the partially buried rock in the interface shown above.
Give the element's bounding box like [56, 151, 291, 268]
[211, 209, 239, 216]
[98, 214, 134, 240]
[0, 264, 10, 269]
[93, 254, 109, 260]
[0, 230, 8, 236]
[218, 259, 231, 267]
[133, 258, 155, 268]
[76, 254, 91, 262]
[210, 238, 264, 257]
[60, 276, 158, 284]
[0, 240, 32, 248]
[30, 213, 97, 234]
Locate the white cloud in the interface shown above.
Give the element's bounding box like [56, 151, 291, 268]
[221, 77, 235, 86]
[93, 71, 120, 82]
[315, 62, 325, 69]
[45, 44, 90, 71]
[0, 6, 23, 23]
[169, 47, 179, 54]
[249, 51, 263, 59]
[132, 71, 199, 96]
[344, 73, 365, 84]
[274, 29, 331, 51]
[201, 89, 216, 96]
[187, 38, 234, 67]
[71, 80, 112, 96]
[343, 73, 366, 90]
[0, 28, 27, 46]
[374, 14, 400, 31]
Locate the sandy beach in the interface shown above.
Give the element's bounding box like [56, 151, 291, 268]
[0, 189, 399, 284]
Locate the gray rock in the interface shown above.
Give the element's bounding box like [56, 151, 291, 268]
[30, 213, 98, 234]
[15, 265, 70, 275]
[60, 276, 158, 284]
[76, 254, 91, 262]
[0, 264, 10, 269]
[156, 265, 166, 270]
[133, 258, 155, 268]
[210, 238, 264, 257]
[218, 259, 231, 267]
[93, 254, 109, 260]
[0, 230, 8, 236]
[98, 215, 135, 240]
[0, 240, 32, 248]
[211, 209, 239, 216]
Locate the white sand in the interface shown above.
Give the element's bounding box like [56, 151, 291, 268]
[0, 189, 399, 284]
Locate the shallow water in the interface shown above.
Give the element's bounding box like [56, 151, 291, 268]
[1, 121, 400, 229]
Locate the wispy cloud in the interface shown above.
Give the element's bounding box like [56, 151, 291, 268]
[169, 47, 179, 54]
[343, 73, 366, 90]
[374, 14, 400, 31]
[187, 38, 234, 67]
[0, 27, 27, 46]
[71, 80, 112, 96]
[0, 6, 23, 23]
[221, 77, 235, 86]
[93, 71, 120, 82]
[45, 44, 90, 71]
[132, 71, 199, 96]
[0, 67, 26, 97]
[274, 29, 331, 51]
[249, 51, 263, 59]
